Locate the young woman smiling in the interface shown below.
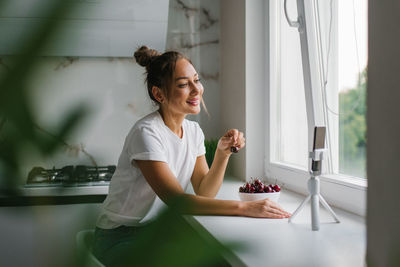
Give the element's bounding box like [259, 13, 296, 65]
[92, 46, 291, 265]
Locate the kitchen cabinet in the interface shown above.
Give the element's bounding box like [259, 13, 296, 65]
[0, 202, 103, 267]
[0, 0, 169, 57]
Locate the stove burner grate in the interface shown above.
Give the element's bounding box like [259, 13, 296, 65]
[27, 165, 116, 185]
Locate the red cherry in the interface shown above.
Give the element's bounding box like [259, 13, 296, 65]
[273, 185, 281, 192]
[258, 184, 265, 193]
[265, 186, 273, 193]
[231, 146, 239, 153]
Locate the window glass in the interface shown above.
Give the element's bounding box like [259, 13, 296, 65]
[337, 0, 367, 178]
[270, 0, 308, 169]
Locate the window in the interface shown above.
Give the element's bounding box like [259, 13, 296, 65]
[270, 0, 308, 170]
[267, 0, 367, 215]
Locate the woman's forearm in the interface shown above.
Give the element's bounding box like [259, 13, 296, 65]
[196, 150, 230, 197]
[174, 193, 244, 216]
[167, 192, 291, 219]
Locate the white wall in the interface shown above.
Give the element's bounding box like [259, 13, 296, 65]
[220, 0, 267, 180]
[367, 0, 400, 266]
[220, 0, 246, 179]
[245, 0, 267, 180]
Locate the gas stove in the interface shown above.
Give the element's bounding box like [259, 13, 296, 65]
[25, 165, 116, 188]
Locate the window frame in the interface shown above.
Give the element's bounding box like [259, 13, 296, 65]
[265, 0, 367, 216]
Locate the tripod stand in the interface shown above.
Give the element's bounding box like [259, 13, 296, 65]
[284, 0, 341, 231]
[288, 148, 340, 231]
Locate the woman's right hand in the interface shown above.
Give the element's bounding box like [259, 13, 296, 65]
[240, 199, 292, 219]
[217, 129, 245, 156]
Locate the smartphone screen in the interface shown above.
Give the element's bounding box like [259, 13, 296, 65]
[311, 126, 326, 172]
[313, 126, 326, 150]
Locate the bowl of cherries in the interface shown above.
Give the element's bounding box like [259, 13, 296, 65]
[238, 178, 281, 202]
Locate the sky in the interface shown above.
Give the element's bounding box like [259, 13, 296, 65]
[338, 0, 368, 91]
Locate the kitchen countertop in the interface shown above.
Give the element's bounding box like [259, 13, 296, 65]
[185, 178, 366, 267]
[0, 184, 109, 206]
[20, 183, 109, 196]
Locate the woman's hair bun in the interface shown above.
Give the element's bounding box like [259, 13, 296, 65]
[134, 46, 161, 67]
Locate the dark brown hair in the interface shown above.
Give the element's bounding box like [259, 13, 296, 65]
[134, 46, 188, 104]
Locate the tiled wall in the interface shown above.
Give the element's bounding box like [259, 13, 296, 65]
[27, 57, 155, 170]
[167, 0, 220, 137]
[0, 0, 220, 182]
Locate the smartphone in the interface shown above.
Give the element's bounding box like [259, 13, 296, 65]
[311, 126, 326, 172]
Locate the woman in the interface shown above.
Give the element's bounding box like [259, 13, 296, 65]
[93, 46, 291, 265]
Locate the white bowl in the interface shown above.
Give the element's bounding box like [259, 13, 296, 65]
[238, 191, 280, 202]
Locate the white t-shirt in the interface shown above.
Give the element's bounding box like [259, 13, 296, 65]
[96, 111, 206, 228]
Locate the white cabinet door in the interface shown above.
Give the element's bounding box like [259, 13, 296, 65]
[0, 0, 169, 57]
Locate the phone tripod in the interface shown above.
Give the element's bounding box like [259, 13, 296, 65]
[288, 149, 340, 231]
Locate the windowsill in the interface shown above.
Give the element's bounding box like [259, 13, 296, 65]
[185, 177, 366, 266]
[267, 162, 367, 216]
[269, 161, 367, 190]
[322, 173, 367, 190]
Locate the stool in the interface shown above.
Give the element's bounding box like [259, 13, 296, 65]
[76, 229, 104, 267]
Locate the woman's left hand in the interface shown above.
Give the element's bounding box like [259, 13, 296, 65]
[217, 129, 246, 156]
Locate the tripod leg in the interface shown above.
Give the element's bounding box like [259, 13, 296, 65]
[311, 194, 320, 231]
[319, 195, 340, 223]
[288, 195, 311, 223]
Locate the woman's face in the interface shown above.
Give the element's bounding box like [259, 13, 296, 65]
[163, 58, 204, 116]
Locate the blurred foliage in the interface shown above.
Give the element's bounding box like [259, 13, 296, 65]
[0, 1, 239, 266]
[339, 68, 367, 177]
[204, 139, 218, 168]
[78, 197, 242, 267]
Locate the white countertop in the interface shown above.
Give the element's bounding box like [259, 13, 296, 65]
[185, 179, 366, 267]
[17, 184, 109, 196]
